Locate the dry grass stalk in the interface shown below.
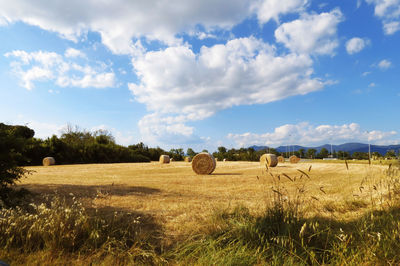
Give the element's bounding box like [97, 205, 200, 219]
[191, 152, 216, 175]
[159, 155, 170, 164]
[260, 154, 278, 167]
[42, 157, 55, 166]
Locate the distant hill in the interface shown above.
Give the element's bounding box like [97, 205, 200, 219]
[250, 143, 400, 155]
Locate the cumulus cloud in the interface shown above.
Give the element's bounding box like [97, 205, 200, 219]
[345, 37, 370, 54]
[228, 122, 399, 147]
[377, 59, 392, 70]
[383, 21, 400, 34]
[0, 0, 315, 54]
[254, 0, 308, 24]
[130, 37, 324, 118]
[274, 8, 344, 55]
[128, 37, 327, 144]
[64, 48, 86, 58]
[366, 0, 400, 35]
[4, 49, 115, 90]
[0, 0, 256, 54]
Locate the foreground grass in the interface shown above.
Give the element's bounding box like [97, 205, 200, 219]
[1, 161, 399, 265]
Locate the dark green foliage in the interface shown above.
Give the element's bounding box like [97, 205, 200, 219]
[0, 123, 33, 188]
[1, 123, 166, 166]
[169, 148, 184, 161]
[212, 146, 279, 162]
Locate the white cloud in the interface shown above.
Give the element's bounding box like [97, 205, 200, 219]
[0, 0, 317, 55]
[138, 113, 205, 146]
[128, 37, 327, 145]
[274, 9, 344, 55]
[0, 0, 257, 54]
[254, 0, 308, 24]
[65, 48, 86, 58]
[228, 122, 399, 147]
[362, 71, 371, 76]
[130, 37, 324, 118]
[345, 37, 370, 54]
[4, 49, 115, 90]
[366, 0, 400, 35]
[383, 21, 400, 34]
[377, 59, 392, 70]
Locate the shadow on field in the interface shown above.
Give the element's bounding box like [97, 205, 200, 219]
[20, 183, 161, 198]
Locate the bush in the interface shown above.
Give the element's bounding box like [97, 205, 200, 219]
[0, 123, 33, 189]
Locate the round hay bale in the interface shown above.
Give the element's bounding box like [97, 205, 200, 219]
[289, 155, 300, 163]
[192, 152, 216, 175]
[277, 156, 285, 163]
[223, 158, 226, 162]
[170, 158, 174, 162]
[42, 157, 55, 166]
[260, 154, 278, 167]
[184, 156, 192, 162]
[159, 155, 170, 164]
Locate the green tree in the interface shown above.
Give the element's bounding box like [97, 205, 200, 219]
[318, 148, 329, 159]
[337, 150, 350, 160]
[385, 150, 396, 159]
[306, 149, 317, 159]
[298, 148, 305, 158]
[352, 152, 368, 160]
[186, 148, 197, 157]
[0, 123, 34, 188]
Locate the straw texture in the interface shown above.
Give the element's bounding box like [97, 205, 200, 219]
[260, 154, 278, 167]
[159, 155, 170, 164]
[191, 152, 216, 175]
[42, 157, 55, 166]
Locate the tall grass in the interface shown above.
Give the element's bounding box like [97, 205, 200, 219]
[170, 162, 400, 265]
[0, 194, 163, 265]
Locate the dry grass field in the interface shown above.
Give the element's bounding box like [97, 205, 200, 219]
[19, 160, 391, 242]
[1, 160, 399, 264]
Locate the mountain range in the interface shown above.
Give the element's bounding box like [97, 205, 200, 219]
[250, 143, 400, 155]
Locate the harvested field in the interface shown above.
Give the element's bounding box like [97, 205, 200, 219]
[20, 161, 391, 241]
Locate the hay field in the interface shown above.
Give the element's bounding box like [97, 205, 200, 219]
[20, 161, 390, 241]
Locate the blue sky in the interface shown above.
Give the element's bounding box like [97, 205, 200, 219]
[0, 0, 399, 151]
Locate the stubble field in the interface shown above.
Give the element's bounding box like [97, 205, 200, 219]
[20, 160, 390, 241]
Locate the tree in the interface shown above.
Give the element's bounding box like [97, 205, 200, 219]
[186, 148, 197, 157]
[337, 150, 350, 160]
[352, 152, 368, 160]
[318, 148, 329, 159]
[385, 150, 396, 159]
[298, 148, 305, 158]
[306, 149, 317, 159]
[0, 123, 34, 188]
[169, 148, 184, 161]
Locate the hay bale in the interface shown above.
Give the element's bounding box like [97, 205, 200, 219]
[42, 157, 55, 166]
[191, 152, 216, 175]
[170, 158, 174, 162]
[289, 155, 300, 163]
[159, 155, 170, 164]
[184, 156, 192, 162]
[223, 158, 226, 162]
[277, 156, 285, 163]
[260, 154, 278, 167]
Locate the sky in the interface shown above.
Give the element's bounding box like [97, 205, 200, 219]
[0, 0, 399, 151]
